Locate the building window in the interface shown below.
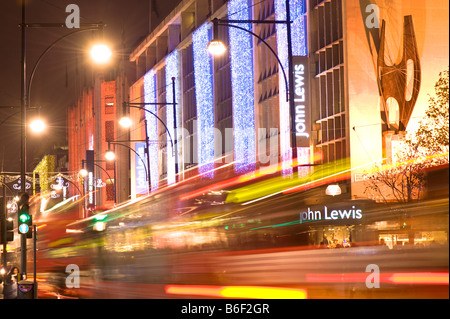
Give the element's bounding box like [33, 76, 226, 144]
[106, 161, 114, 171]
[105, 96, 114, 114]
[105, 121, 114, 142]
[106, 183, 115, 201]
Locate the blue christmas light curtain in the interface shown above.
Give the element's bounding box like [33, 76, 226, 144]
[144, 69, 159, 191]
[165, 50, 181, 185]
[228, 0, 257, 174]
[193, 23, 215, 178]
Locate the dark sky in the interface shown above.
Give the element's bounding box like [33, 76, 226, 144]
[0, 0, 180, 173]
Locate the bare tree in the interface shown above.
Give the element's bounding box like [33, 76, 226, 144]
[364, 68, 449, 202]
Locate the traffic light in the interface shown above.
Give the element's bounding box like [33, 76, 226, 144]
[17, 193, 32, 238]
[6, 219, 14, 242]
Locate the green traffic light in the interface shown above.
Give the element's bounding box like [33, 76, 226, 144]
[19, 213, 30, 223]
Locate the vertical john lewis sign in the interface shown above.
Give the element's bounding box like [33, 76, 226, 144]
[86, 150, 95, 209]
[292, 56, 310, 148]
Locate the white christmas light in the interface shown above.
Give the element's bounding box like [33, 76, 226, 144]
[165, 50, 180, 185]
[229, 0, 256, 174]
[193, 23, 215, 178]
[144, 69, 159, 191]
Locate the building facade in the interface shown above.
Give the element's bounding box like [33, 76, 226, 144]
[67, 75, 131, 217]
[125, 0, 448, 203]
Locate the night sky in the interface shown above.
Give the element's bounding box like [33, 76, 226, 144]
[0, 0, 180, 173]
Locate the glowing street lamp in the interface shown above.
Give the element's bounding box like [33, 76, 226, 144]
[118, 116, 132, 128]
[90, 43, 112, 64]
[29, 118, 46, 134]
[104, 150, 116, 161]
[79, 168, 88, 177]
[207, 39, 227, 56]
[325, 184, 342, 196]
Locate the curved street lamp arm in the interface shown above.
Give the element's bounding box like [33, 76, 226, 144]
[64, 178, 82, 197]
[27, 26, 102, 107]
[214, 20, 290, 102]
[109, 141, 149, 182]
[0, 181, 15, 195]
[92, 163, 113, 185]
[0, 111, 21, 129]
[127, 104, 175, 154]
[49, 174, 83, 196]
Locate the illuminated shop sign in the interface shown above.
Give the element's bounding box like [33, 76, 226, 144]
[88, 172, 94, 205]
[300, 205, 363, 223]
[86, 150, 95, 208]
[292, 56, 310, 148]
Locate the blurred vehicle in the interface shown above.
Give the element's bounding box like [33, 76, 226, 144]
[35, 163, 449, 298]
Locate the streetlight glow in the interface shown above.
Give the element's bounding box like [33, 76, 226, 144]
[79, 168, 88, 177]
[119, 116, 132, 128]
[105, 150, 116, 161]
[90, 43, 112, 64]
[29, 118, 46, 134]
[325, 184, 342, 196]
[207, 39, 227, 56]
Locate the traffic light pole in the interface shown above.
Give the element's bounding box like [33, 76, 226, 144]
[1, 180, 6, 269]
[33, 225, 37, 299]
[20, 0, 28, 279]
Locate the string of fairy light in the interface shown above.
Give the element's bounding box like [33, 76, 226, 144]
[193, 22, 215, 178]
[229, 0, 257, 174]
[144, 69, 160, 192]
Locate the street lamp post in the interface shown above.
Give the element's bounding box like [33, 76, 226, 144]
[106, 140, 151, 193]
[120, 77, 179, 184]
[208, 0, 299, 174]
[19, 0, 110, 278]
[81, 159, 116, 205]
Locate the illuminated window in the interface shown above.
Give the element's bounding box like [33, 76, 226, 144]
[105, 96, 114, 114]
